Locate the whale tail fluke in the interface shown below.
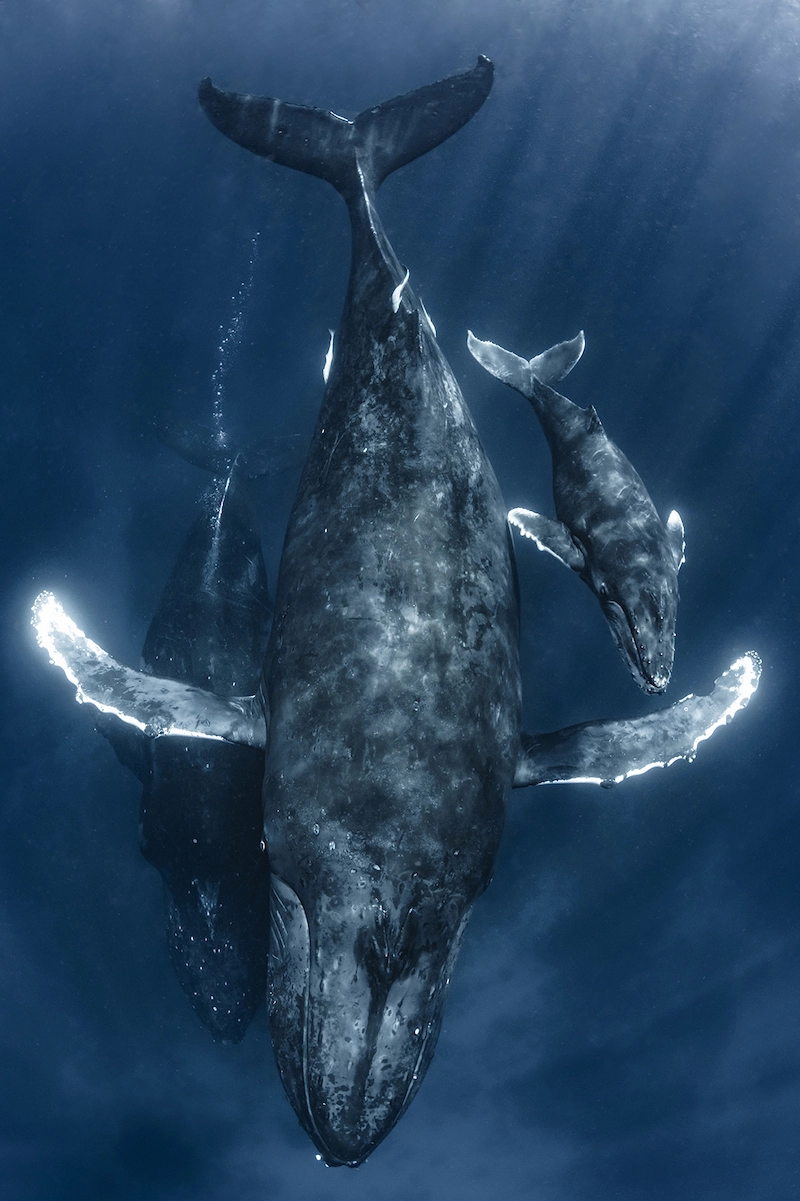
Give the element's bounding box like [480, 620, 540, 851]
[467, 329, 585, 396]
[157, 418, 303, 481]
[199, 56, 493, 201]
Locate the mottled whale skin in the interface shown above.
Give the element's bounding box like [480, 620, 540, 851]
[200, 58, 522, 1164]
[468, 331, 685, 694]
[101, 422, 272, 1043]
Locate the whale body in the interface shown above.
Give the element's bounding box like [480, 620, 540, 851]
[200, 57, 523, 1164]
[468, 331, 685, 694]
[100, 422, 272, 1042]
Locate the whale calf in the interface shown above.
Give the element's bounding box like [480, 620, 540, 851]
[468, 331, 685, 693]
[99, 421, 273, 1042]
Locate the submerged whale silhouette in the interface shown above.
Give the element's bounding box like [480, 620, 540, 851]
[30, 56, 761, 1171]
[468, 330, 685, 694]
[99, 421, 273, 1042]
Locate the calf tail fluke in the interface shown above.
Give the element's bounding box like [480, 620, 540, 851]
[467, 329, 585, 397]
[199, 56, 493, 201]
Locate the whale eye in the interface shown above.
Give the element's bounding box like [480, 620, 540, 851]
[597, 582, 609, 600]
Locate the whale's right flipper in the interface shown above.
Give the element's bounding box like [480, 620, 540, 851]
[467, 330, 585, 395]
[514, 652, 761, 788]
[32, 592, 265, 749]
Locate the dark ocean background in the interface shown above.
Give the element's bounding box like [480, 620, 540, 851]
[2, 1, 798, 1197]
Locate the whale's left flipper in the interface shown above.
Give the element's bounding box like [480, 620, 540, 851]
[514, 652, 761, 788]
[32, 592, 265, 748]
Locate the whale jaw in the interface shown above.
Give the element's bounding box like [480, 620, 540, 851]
[268, 875, 470, 1166]
[601, 595, 676, 695]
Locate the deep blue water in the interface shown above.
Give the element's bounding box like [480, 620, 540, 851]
[2, 1, 799, 1197]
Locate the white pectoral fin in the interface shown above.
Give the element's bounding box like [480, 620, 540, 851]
[530, 330, 585, 386]
[467, 331, 535, 397]
[31, 592, 266, 749]
[508, 508, 585, 572]
[513, 652, 761, 788]
[666, 509, 686, 570]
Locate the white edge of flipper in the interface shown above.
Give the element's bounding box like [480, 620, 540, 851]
[508, 508, 586, 572]
[666, 509, 686, 569]
[514, 652, 761, 788]
[323, 329, 335, 383]
[31, 591, 266, 749]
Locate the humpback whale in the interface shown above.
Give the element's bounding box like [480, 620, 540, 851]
[199, 56, 523, 1166]
[468, 331, 685, 693]
[197, 62, 758, 1163]
[99, 421, 273, 1042]
[30, 56, 761, 1170]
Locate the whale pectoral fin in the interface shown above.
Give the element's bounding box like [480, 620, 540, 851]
[31, 592, 266, 749]
[467, 332, 534, 398]
[666, 509, 686, 570]
[508, 508, 585, 572]
[529, 331, 585, 386]
[94, 711, 147, 781]
[513, 652, 761, 788]
[585, 405, 603, 434]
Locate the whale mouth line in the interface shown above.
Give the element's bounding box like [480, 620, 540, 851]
[300, 906, 472, 1168]
[305, 981, 438, 1168]
[604, 599, 671, 694]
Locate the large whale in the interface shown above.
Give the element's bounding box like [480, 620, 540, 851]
[468, 330, 685, 693]
[196, 61, 760, 1164]
[98, 420, 274, 1042]
[31, 600, 760, 1147]
[31, 58, 761, 1169]
[199, 57, 524, 1165]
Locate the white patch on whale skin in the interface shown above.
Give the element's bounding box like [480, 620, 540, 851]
[391, 269, 410, 313]
[419, 299, 436, 337]
[509, 508, 557, 558]
[323, 329, 335, 383]
[31, 591, 265, 747]
[508, 507, 579, 567]
[666, 509, 686, 568]
[196, 879, 220, 936]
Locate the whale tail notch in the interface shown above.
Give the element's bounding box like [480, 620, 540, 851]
[199, 56, 494, 201]
[467, 329, 585, 397]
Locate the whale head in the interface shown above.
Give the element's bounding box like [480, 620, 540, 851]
[587, 510, 685, 695]
[268, 873, 470, 1167]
